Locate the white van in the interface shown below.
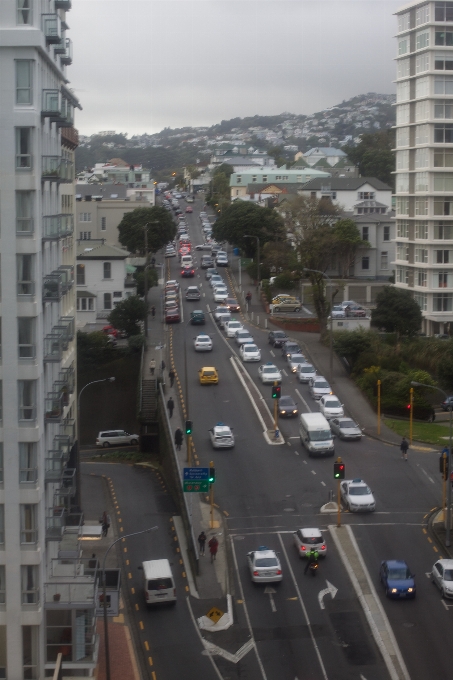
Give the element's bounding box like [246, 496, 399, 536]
[180, 255, 193, 268]
[142, 559, 176, 606]
[299, 412, 334, 457]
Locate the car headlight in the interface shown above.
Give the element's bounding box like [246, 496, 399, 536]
[391, 588, 398, 593]
[281, 410, 286, 414]
[292, 410, 297, 414]
[407, 587, 414, 593]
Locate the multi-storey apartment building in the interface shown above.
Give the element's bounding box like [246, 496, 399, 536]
[0, 1, 98, 677]
[394, 0, 453, 334]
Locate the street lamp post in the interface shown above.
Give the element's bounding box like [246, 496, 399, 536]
[244, 235, 260, 290]
[303, 268, 334, 384]
[411, 381, 452, 546]
[102, 526, 158, 680]
[76, 377, 115, 507]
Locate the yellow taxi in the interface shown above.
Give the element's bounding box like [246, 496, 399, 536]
[271, 294, 299, 305]
[199, 367, 219, 385]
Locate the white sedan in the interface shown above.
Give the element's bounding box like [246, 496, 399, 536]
[213, 288, 229, 303]
[258, 363, 282, 384]
[224, 320, 243, 338]
[247, 547, 282, 583]
[308, 376, 332, 400]
[288, 353, 306, 373]
[296, 363, 316, 383]
[194, 334, 213, 352]
[340, 478, 376, 512]
[319, 395, 344, 419]
[240, 344, 261, 362]
[432, 559, 453, 599]
[209, 423, 234, 449]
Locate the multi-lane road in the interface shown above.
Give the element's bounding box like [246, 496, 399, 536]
[104, 197, 453, 680]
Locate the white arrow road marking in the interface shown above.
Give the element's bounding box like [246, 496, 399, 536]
[264, 586, 277, 612]
[318, 580, 338, 609]
[202, 639, 254, 663]
[360, 675, 369, 680]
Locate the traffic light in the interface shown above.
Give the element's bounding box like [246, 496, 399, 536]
[185, 420, 193, 435]
[440, 452, 449, 481]
[208, 465, 216, 484]
[407, 404, 411, 410]
[272, 384, 281, 399]
[334, 462, 345, 479]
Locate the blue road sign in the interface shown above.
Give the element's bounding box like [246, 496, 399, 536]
[183, 467, 209, 481]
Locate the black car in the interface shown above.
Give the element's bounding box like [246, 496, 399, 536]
[278, 395, 298, 417]
[201, 257, 214, 269]
[181, 267, 195, 278]
[281, 341, 301, 358]
[268, 330, 289, 348]
[441, 396, 453, 411]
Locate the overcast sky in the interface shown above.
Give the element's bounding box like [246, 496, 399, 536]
[69, 0, 402, 137]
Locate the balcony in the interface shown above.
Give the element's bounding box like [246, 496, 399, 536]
[45, 452, 66, 483]
[61, 126, 79, 149]
[59, 316, 75, 342]
[58, 264, 74, 292]
[43, 332, 65, 363]
[42, 13, 62, 45]
[42, 213, 74, 240]
[57, 99, 74, 128]
[60, 365, 75, 393]
[46, 508, 66, 541]
[54, 0, 72, 9]
[60, 37, 73, 65]
[59, 418, 76, 447]
[42, 90, 61, 119]
[45, 393, 64, 422]
[42, 156, 61, 182]
[60, 158, 74, 183]
[43, 272, 63, 301]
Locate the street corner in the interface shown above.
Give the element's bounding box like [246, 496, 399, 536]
[263, 429, 286, 445]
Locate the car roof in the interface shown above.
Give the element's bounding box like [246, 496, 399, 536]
[437, 559, 453, 567]
[253, 549, 277, 559]
[196, 334, 210, 339]
[280, 395, 295, 403]
[213, 425, 231, 433]
[344, 478, 367, 487]
[385, 560, 409, 568]
[243, 343, 257, 349]
[201, 366, 216, 371]
[299, 528, 323, 537]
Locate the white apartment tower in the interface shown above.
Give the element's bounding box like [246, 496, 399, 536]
[395, 1, 453, 334]
[0, 1, 97, 678]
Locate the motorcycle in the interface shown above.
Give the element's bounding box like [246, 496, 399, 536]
[309, 560, 319, 577]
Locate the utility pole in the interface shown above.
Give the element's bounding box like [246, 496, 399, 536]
[144, 223, 149, 340]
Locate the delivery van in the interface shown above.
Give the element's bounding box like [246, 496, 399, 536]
[299, 412, 334, 457]
[180, 255, 193, 268]
[142, 559, 176, 606]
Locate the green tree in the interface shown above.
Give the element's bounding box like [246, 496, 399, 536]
[77, 331, 117, 369]
[371, 287, 422, 339]
[118, 207, 176, 255]
[332, 219, 366, 278]
[343, 130, 395, 188]
[107, 296, 148, 337]
[212, 201, 285, 256]
[206, 163, 233, 213]
[267, 145, 287, 167]
[133, 266, 158, 297]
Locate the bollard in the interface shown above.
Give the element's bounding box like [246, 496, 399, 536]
[328, 489, 333, 502]
[251, 312, 254, 321]
[265, 318, 268, 329]
[274, 429, 280, 440]
[257, 316, 259, 326]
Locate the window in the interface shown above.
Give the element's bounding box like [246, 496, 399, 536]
[262, 175, 268, 182]
[20, 505, 37, 544]
[361, 257, 370, 270]
[17, 0, 32, 24]
[381, 252, 389, 270]
[435, 53, 453, 70]
[435, 150, 453, 167]
[79, 231, 91, 240]
[398, 38, 409, 55]
[415, 101, 429, 121]
[435, 100, 453, 118]
[399, 58, 410, 78]
[76, 264, 85, 285]
[398, 12, 410, 32]
[415, 172, 429, 191]
[434, 173, 453, 191]
[79, 213, 91, 222]
[415, 148, 429, 168]
[397, 104, 410, 125]
[435, 249, 452, 262]
[396, 266, 409, 283]
[415, 248, 429, 262]
[397, 173, 409, 193]
[434, 221, 453, 238]
[19, 443, 37, 483]
[103, 293, 112, 310]
[397, 127, 409, 147]
[275, 175, 282, 180]
[23, 625, 38, 679]
[416, 269, 428, 286]
[383, 226, 390, 241]
[415, 124, 429, 143]
[397, 150, 409, 170]
[436, 2, 453, 20]
[16, 191, 33, 234]
[236, 175, 241, 184]
[397, 198, 410, 216]
[416, 31, 429, 49]
[0, 445, 3, 484]
[397, 220, 409, 237]
[436, 271, 453, 287]
[416, 4, 430, 25]
[415, 221, 429, 238]
[252, 176, 257, 182]
[16, 128, 32, 169]
[434, 292, 453, 310]
[101, 216, 106, 231]
[416, 76, 430, 97]
[414, 292, 428, 311]
[0, 507, 4, 545]
[282, 175, 289, 180]
[415, 198, 428, 215]
[77, 296, 94, 311]
[18, 318, 35, 359]
[0, 568, 4, 604]
[435, 197, 453, 214]
[435, 76, 453, 94]
[18, 381, 36, 421]
[415, 52, 430, 71]
[435, 124, 453, 142]
[113, 291, 122, 298]
[397, 243, 410, 261]
[103, 262, 111, 279]
[361, 226, 369, 241]
[358, 191, 375, 200]
[17, 255, 34, 295]
[436, 31, 453, 45]
[21, 566, 39, 605]
[16, 60, 32, 104]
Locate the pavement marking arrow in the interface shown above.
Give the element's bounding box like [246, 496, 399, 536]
[203, 639, 254, 663]
[318, 580, 338, 610]
[264, 586, 277, 612]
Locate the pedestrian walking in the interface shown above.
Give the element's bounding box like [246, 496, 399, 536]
[208, 535, 219, 563]
[151, 306, 156, 319]
[174, 427, 183, 451]
[101, 510, 110, 537]
[245, 291, 252, 304]
[169, 369, 175, 387]
[149, 358, 156, 375]
[198, 531, 206, 556]
[167, 397, 175, 418]
[400, 436, 409, 461]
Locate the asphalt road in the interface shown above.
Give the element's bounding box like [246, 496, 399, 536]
[106, 197, 452, 680]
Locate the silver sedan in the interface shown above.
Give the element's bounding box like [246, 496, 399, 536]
[329, 417, 362, 440]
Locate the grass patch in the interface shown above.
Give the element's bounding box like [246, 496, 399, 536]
[384, 418, 449, 446]
[95, 450, 154, 464]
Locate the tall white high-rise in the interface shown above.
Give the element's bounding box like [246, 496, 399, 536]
[0, 1, 96, 677]
[394, 0, 453, 334]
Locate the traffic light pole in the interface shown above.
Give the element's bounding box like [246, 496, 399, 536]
[409, 387, 414, 445]
[209, 460, 214, 529]
[377, 379, 381, 435]
[187, 435, 192, 466]
[337, 478, 341, 528]
[442, 452, 448, 522]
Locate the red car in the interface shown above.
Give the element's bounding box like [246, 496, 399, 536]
[185, 206, 193, 213]
[181, 266, 195, 278]
[103, 325, 118, 338]
[226, 298, 240, 312]
[165, 307, 181, 323]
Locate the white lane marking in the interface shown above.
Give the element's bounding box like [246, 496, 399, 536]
[295, 451, 300, 455]
[229, 357, 267, 432]
[179, 288, 184, 322]
[302, 306, 313, 316]
[203, 639, 254, 664]
[289, 436, 299, 439]
[270, 350, 275, 357]
[203, 292, 205, 297]
[186, 598, 224, 680]
[264, 586, 277, 612]
[318, 580, 338, 610]
[321, 481, 326, 486]
[278, 534, 329, 680]
[282, 369, 288, 376]
[311, 470, 316, 475]
[230, 539, 269, 680]
[421, 467, 435, 484]
[303, 460, 308, 465]
[296, 389, 312, 413]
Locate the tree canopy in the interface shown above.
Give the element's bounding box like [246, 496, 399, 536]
[107, 295, 148, 337]
[206, 163, 233, 213]
[332, 219, 366, 278]
[343, 130, 395, 188]
[118, 206, 176, 255]
[371, 287, 422, 338]
[212, 201, 285, 255]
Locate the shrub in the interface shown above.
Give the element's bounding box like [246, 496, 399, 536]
[127, 334, 145, 352]
[273, 272, 296, 290]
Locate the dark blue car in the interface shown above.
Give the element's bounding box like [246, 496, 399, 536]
[380, 560, 416, 599]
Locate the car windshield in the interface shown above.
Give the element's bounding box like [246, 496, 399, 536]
[325, 400, 340, 408]
[444, 569, 453, 580]
[255, 558, 279, 568]
[340, 420, 357, 428]
[301, 367, 314, 373]
[388, 567, 411, 580]
[314, 381, 329, 389]
[203, 371, 215, 376]
[263, 367, 277, 373]
[280, 397, 295, 406]
[309, 430, 331, 441]
[291, 355, 305, 362]
[229, 322, 241, 328]
[302, 536, 323, 544]
[245, 345, 258, 352]
[273, 332, 286, 338]
[197, 338, 210, 343]
[349, 486, 371, 495]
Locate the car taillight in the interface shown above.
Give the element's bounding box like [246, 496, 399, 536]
[253, 571, 259, 576]
[277, 570, 282, 575]
[321, 545, 326, 550]
[96, 438, 99, 443]
[301, 546, 306, 551]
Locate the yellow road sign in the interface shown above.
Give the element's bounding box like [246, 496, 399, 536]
[206, 606, 224, 624]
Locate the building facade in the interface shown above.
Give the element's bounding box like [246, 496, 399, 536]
[394, 0, 453, 334]
[0, 0, 98, 677]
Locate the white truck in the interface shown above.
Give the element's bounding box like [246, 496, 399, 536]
[299, 412, 334, 457]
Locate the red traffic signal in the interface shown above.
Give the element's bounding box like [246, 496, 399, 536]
[272, 384, 281, 399]
[334, 462, 345, 479]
